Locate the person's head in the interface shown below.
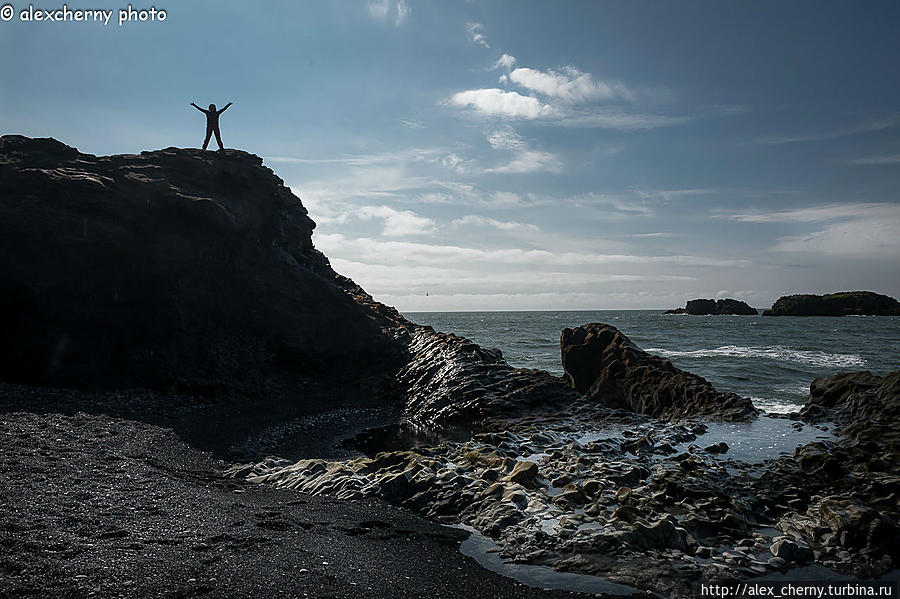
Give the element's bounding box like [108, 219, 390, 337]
[208, 103, 216, 112]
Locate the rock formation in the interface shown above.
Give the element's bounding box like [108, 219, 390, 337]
[798, 370, 899, 472]
[763, 291, 900, 316]
[398, 327, 580, 424]
[664, 298, 757, 315]
[0, 135, 408, 394]
[560, 323, 758, 421]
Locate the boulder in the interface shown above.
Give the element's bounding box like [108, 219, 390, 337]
[664, 299, 757, 315]
[770, 538, 814, 564]
[504, 460, 539, 488]
[763, 291, 900, 316]
[560, 323, 758, 421]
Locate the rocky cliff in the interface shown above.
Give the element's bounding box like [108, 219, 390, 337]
[0, 135, 768, 426]
[0, 136, 409, 393]
[763, 291, 900, 316]
[664, 298, 757, 315]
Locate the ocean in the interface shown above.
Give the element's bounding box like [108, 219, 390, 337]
[404, 310, 900, 414]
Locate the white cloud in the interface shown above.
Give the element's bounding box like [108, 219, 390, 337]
[484, 149, 562, 174]
[486, 124, 526, 150]
[448, 88, 554, 119]
[491, 54, 517, 71]
[445, 91, 688, 130]
[719, 202, 894, 223]
[482, 125, 562, 174]
[266, 147, 445, 167]
[441, 152, 471, 173]
[767, 204, 900, 258]
[754, 114, 900, 145]
[466, 22, 489, 48]
[395, 0, 410, 26]
[508, 66, 633, 103]
[716, 203, 900, 258]
[847, 153, 900, 165]
[623, 232, 680, 238]
[555, 110, 691, 130]
[367, 0, 389, 19]
[489, 191, 524, 207]
[367, 0, 409, 27]
[358, 205, 436, 237]
[451, 215, 540, 232]
[314, 234, 751, 269]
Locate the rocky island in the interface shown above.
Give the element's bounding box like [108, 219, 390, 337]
[664, 299, 758, 315]
[1, 137, 897, 598]
[763, 291, 900, 317]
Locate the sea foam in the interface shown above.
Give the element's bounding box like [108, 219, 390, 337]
[644, 345, 866, 368]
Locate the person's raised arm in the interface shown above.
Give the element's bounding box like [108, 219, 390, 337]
[218, 102, 233, 114]
[190, 102, 206, 113]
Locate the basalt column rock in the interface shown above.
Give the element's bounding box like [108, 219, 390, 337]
[560, 323, 758, 421]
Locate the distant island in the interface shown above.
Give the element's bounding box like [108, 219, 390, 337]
[664, 298, 758, 315]
[763, 291, 900, 317]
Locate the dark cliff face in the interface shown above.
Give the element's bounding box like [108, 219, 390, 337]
[0, 136, 408, 393]
[664, 298, 757, 315]
[762, 291, 900, 316]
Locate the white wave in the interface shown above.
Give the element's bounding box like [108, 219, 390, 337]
[777, 384, 811, 397]
[644, 345, 866, 368]
[751, 397, 802, 414]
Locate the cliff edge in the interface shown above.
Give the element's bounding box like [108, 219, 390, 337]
[0, 136, 409, 393]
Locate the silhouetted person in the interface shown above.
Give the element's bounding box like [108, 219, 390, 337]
[191, 101, 232, 150]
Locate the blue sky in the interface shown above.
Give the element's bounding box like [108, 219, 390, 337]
[2, 1, 899, 310]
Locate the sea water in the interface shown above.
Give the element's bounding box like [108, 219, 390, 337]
[405, 310, 900, 414]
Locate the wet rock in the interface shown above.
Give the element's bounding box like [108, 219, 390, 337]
[770, 538, 814, 564]
[615, 487, 632, 504]
[581, 479, 604, 497]
[704, 442, 729, 454]
[630, 518, 686, 551]
[560, 323, 758, 421]
[504, 461, 539, 488]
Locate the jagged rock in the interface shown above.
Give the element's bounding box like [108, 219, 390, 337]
[398, 327, 580, 424]
[763, 291, 900, 316]
[664, 299, 757, 315]
[0, 135, 407, 393]
[799, 371, 900, 472]
[560, 323, 758, 421]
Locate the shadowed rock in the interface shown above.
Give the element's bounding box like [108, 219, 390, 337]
[560, 323, 758, 421]
[763, 291, 900, 316]
[0, 135, 408, 393]
[664, 298, 757, 315]
[798, 370, 900, 472]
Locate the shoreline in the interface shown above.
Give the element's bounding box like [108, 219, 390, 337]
[0, 384, 621, 599]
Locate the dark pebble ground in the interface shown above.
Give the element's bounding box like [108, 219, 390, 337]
[0, 385, 637, 599]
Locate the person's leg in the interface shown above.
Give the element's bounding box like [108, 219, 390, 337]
[203, 128, 212, 150]
[214, 127, 224, 150]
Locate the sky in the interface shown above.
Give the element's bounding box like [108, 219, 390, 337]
[2, 1, 899, 311]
